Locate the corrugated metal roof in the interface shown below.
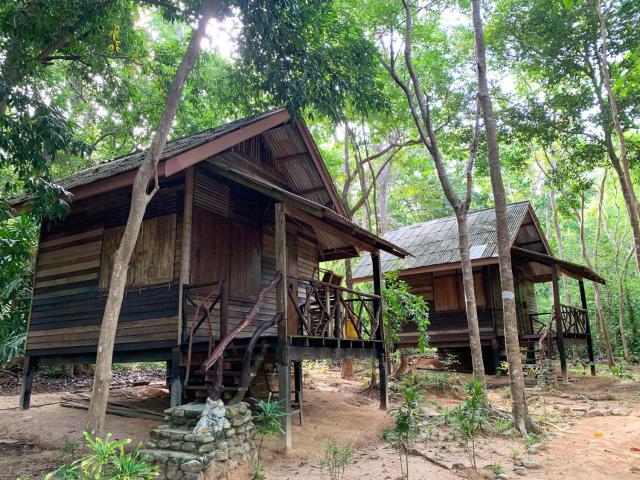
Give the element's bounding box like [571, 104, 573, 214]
[352, 202, 532, 279]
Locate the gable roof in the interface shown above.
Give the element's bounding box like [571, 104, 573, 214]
[352, 201, 543, 280]
[10, 109, 348, 217]
[10, 109, 407, 259]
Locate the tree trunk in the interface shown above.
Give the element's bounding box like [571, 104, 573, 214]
[386, 0, 486, 387]
[456, 212, 486, 386]
[617, 246, 634, 360]
[550, 190, 570, 304]
[470, 0, 531, 435]
[378, 162, 391, 236]
[593, 174, 615, 366]
[85, 2, 215, 438]
[596, 0, 640, 272]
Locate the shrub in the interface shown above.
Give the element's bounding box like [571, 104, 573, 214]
[449, 378, 488, 468]
[45, 432, 157, 479]
[252, 393, 290, 480]
[319, 441, 352, 480]
[384, 386, 425, 479]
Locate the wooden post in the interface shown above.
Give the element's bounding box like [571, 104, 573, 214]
[334, 288, 342, 339]
[551, 265, 567, 382]
[275, 203, 292, 451]
[170, 347, 184, 407]
[20, 355, 37, 410]
[579, 280, 596, 376]
[491, 338, 501, 375]
[178, 167, 194, 344]
[294, 361, 303, 405]
[372, 250, 388, 410]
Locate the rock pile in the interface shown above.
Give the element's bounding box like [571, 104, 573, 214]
[143, 400, 256, 480]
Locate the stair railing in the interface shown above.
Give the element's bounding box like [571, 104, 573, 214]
[228, 312, 282, 405]
[182, 280, 224, 386]
[201, 272, 282, 399]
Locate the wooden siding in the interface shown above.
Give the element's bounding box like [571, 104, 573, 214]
[26, 181, 183, 354]
[99, 214, 176, 288]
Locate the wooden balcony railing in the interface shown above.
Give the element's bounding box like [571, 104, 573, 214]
[287, 276, 381, 342]
[529, 304, 588, 337]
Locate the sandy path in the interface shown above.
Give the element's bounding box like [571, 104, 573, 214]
[529, 415, 640, 479]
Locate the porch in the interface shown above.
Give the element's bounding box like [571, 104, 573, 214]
[512, 246, 606, 379]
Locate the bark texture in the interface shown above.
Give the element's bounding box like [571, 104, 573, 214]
[470, 0, 530, 433]
[381, 0, 486, 386]
[594, 0, 640, 272]
[86, 2, 216, 437]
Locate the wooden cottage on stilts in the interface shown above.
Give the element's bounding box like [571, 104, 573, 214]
[352, 202, 605, 377]
[14, 109, 408, 449]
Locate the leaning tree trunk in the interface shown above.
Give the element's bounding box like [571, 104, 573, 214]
[86, 2, 216, 438]
[596, 0, 640, 271]
[593, 174, 615, 366]
[457, 212, 486, 385]
[470, 0, 531, 435]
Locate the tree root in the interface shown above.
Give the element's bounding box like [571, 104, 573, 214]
[407, 447, 454, 471]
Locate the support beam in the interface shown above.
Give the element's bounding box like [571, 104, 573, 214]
[372, 250, 388, 410]
[170, 347, 184, 407]
[275, 202, 292, 451]
[491, 338, 501, 375]
[284, 204, 370, 252]
[178, 167, 194, 344]
[551, 265, 567, 382]
[579, 280, 596, 376]
[20, 355, 37, 410]
[294, 361, 303, 405]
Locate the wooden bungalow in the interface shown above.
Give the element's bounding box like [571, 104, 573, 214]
[13, 109, 408, 447]
[352, 202, 605, 376]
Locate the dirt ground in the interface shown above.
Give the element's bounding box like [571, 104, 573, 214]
[1, 363, 640, 480]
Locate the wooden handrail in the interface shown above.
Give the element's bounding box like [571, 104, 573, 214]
[201, 272, 282, 374]
[183, 281, 224, 386]
[289, 275, 380, 300]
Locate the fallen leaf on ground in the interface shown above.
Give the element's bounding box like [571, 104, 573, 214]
[593, 432, 605, 437]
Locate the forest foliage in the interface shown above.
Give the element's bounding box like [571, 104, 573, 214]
[0, 0, 639, 366]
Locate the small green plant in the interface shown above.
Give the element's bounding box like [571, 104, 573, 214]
[450, 378, 488, 469]
[488, 462, 506, 475]
[384, 386, 425, 479]
[45, 432, 157, 479]
[606, 364, 635, 380]
[319, 441, 352, 480]
[252, 393, 291, 480]
[524, 432, 541, 448]
[499, 360, 510, 375]
[441, 353, 459, 371]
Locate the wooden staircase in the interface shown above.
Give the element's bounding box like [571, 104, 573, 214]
[181, 273, 282, 404]
[182, 339, 271, 403]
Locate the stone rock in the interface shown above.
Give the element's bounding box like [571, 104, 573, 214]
[497, 474, 509, 480]
[181, 460, 204, 474]
[513, 466, 527, 476]
[198, 443, 217, 454]
[182, 442, 197, 453]
[526, 443, 544, 455]
[193, 399, 229, 436]
[520, 459, 540, 469]
[166, 460, 181, 480]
